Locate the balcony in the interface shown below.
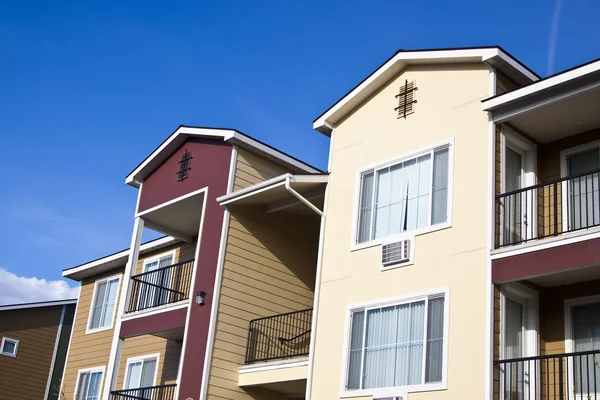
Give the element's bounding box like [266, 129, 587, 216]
[109, 384, 177, 400]
[244, 308, 313, 364]
[496, 168, 600, 248]
[494, 350, 600, 400]
[126, 259, 194, 313]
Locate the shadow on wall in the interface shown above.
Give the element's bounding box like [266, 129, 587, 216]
[160, 339, 183, 385]
[230, 206, 320, 291]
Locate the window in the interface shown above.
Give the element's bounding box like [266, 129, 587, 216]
[356, 144, 451, 244]
[0, 337, 18, 357]
[345, 293, 446, 393]
[75, 367, 104, 400]
[139, 253, 175, 308]
[87, 275, 120, 332]
[124, 354, 159, 390]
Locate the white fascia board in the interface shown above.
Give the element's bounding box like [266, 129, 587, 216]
[488, 48, 540, 83]
[290, 174, 329, 183]
[125, 126, 233, 187]
[313, 48, 497, 132]
[482, 59, 600, 111]
[62, 236, 178, 279]
[0, 299, 78, 311]
[229, 132, 322, 173]
[216, 173, 291, 205]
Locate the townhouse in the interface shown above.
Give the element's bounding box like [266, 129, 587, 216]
[0, 299, 76, 400]
[60, 126, 326, 400]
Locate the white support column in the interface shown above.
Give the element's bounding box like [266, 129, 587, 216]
[102, 216, 144, 400]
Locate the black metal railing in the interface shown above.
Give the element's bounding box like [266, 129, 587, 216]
[494, 350, 600, 400]
[245, 308, 313, 364]
[110, 384, 176, 400]
[126, 259, 194, 313]
[497, 168, 600, 247]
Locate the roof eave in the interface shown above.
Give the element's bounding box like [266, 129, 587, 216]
[313, 47, 538, 135]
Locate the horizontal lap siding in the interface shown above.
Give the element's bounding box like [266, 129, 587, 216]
[232, 148, 288, 191]
[61, 268, 124, 400]
[206, 150, 318, 400]
[115, 335, 182, 389]
[0, 305, 63, 400]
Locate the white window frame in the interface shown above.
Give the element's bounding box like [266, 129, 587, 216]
[559, 140, 600, 232]
[350, 139, 454, 251]
[564, 294, 600, 400]
[137, 250, 177, 309]
[122, 353, 160, 390]
[0, 337, 19, 357]
[86, 274, 122, 334]
[339, 287, 450, 398]
[500, 126, 537, 245]
[74, 365, 105, 400]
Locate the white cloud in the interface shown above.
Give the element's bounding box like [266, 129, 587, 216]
[0, 268, 79, 305]
[547, 0, 563, 76]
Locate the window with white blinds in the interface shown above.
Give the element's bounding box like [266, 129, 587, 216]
[356, 144, 451, 244]
[88, 275, 120, 332]
[345, 293, 446, 392]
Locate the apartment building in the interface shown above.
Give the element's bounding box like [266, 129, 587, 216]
[307, 47, 600, 400]
[0, 299, 76, 400]
[60, 126, 326, 400]
[307, 47, 539, 400]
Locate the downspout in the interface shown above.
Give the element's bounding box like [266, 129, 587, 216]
[284, 176, 323, 217]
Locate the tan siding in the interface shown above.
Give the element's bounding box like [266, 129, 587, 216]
[135, 242, 197, 275]
[0, 306, 63, 400]
[61, 268, 124, 400]
[232, 148, 289, 191]
[207, 151, 318, 400]
[115, 335, 182, 389]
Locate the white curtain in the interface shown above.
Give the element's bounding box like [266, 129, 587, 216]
[504, 147, 523, 245]
[425, 296, 445, 382]
[77, 371, 102, 400]
[374, 155, 431, 239]
[432, 148, 449, 225]
[347, 311, 365, 389]
[125, 362, 143, 389]
[90, 278, 118, 329]
[358, 173, 374, 243]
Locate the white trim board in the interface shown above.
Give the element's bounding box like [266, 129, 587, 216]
[63, 236, 178, 280]
[120, 300, 189, 322]
[125, 126, 321, 187]
[239, 358, 309, 374]
[0, 298, 77, 311]
[44, 304, 67, 399]
[314, 47, 537, 134]
[85, 274, 122, 335]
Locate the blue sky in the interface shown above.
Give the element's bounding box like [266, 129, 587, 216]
[0, 0, 599, 303]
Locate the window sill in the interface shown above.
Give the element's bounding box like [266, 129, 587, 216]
[0, 352, 16, 358]
[350, 221, 451, 252]
[85, 325, 114, 335]
[340, 382, 446, 398]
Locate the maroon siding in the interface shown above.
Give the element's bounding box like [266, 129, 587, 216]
[135, 138, 232, 400]
[492, 237, 600, 282]
[138, 139, 232, 213]
[120, 308, 187, 338]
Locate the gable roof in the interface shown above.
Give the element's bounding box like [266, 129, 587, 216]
[313, 46, 540, 136]
[63, 236, 179, 281]
[0, 299, 78, 311]
[126, 125, 323, 187]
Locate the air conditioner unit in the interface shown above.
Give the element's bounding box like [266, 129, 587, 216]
[381, 239, 411, 267]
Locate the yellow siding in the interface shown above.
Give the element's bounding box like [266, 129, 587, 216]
[205, 150, 319, 400]
[0, 306, 63, 400]
[115, 335, 182, 389]
[61, 268, 124, 400]
[233, 148, 288, 191]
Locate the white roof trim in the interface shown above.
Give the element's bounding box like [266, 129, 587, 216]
[314, 47, 538, 134]
[62, 236, 178, 279]
[125, 126, 321, 187]
[482, 59, 600, 111]
[0, 299, 77, 311]
[217, 174, 290, 206]
[217, 173, 328, 206]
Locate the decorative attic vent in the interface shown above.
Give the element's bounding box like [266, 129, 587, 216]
[177, 149, 193, 182]
[395, 79, 417, 118]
